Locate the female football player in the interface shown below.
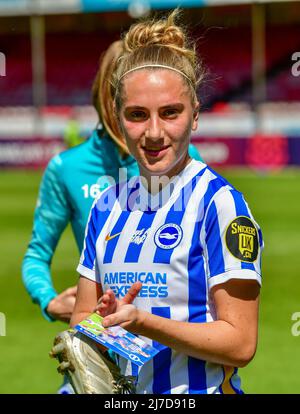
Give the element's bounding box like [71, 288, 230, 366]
[72, 10, 263, 394]
[22, 38, 202, 393]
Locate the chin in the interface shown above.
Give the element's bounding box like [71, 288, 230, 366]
[138, 152, 187, 178]
[145, 162, 179, 178]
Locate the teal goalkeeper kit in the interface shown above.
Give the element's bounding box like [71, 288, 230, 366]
[22, 128, 203, 321]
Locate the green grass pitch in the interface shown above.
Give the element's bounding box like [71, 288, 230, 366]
[0, 168, 299, 393]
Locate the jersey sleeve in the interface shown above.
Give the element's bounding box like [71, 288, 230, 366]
[22, 155, 71, 321]
[188, 143, 204, 162]
[77, 186, 116, 283]
[76, 199, 99, 282]
[202, 189, 263, 291]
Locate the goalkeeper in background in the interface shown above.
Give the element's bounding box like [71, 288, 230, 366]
[22, 40, 203, 393]
[63, 116, 84, 148]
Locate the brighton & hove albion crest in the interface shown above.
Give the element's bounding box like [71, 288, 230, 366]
[154, 224, 183, 250]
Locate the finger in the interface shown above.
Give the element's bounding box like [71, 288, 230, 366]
[98, 289, 115, 305]
[97, 295, 114, 311]
[95, 300, 110, 313]
[102, 306, 133, 328]
[105, 289, 116, 304]
[65, 286, 78, 296]
[95, 306, 108, 317]
[102, 313, 125, 328]
[95, 295, 117, 316]
[121, 281, 142, 305]
[99, 294, 109, 305]
[67, 296, 76, 306]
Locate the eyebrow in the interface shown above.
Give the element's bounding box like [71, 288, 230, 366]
[125, 103, 184, 110]
[160, 103, 184, 109]
[124, 106, 146, 110]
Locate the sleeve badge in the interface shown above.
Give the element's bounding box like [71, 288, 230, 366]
[225, 216, 259, 262]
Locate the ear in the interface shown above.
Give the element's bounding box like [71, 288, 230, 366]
[192, 101, 200, 131]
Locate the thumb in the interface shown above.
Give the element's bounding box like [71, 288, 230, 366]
[121, 281, 142, 305]
[65, 286, 78, 296]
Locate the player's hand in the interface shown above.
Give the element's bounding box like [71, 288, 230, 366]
[46, 286, 77, 323]
[102, 303, 144, 334]
[95, 281, 142, 319]
[95, 288, 118, 317]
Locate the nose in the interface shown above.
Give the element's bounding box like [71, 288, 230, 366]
[146, 115, 164, 140]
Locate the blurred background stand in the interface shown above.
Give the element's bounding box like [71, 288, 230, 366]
[252, 2, 267, 110]
[30, 5, 46, 137]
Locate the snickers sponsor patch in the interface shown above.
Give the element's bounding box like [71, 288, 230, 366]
[225, 216, 259, 262]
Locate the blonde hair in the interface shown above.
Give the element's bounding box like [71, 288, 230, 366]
[92, 40, 129, 155]
[111, 9, 204, 111]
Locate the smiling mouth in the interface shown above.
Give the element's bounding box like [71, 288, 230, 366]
[143, 145, 170, 156]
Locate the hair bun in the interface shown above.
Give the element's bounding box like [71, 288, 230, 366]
[124, 11, 186, 52]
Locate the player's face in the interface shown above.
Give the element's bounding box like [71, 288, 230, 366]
[118, 69, 199, 180]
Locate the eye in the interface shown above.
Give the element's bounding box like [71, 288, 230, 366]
[128, 110, 147, 121]
[162, 108, 179, 118]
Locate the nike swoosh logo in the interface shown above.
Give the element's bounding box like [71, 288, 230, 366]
[105, 232, 122, 241]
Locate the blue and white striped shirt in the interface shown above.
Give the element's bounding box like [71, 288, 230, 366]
[77, 159, 263, 394]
